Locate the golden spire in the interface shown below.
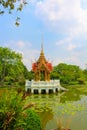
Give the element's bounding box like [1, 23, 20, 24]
[41, 36, 44, 55]
[41, 43, 44, 54]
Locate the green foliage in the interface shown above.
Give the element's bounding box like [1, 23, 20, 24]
[0, 89, 41, 130]
[83, 69, 87, 81]
[0, 90, 24, 130]
[50, 71, 59, 79]
[1, 46, 87, 87]
[0, 0, 28, 25]
[27, 71, 34, 81]
[77, 77, 86, 84]
[0, 47, 29, 87]
[51, 63, 86, 85]
[68, 81, 78, 85]
[23, 109, 41, 130]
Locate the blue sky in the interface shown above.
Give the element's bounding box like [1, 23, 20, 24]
[0, 0, 87, 70]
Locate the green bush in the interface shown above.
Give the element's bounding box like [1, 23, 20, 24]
[77, 78, 86, 85]
[0, 89, 41, 130]
[0, 90, 23, 130]
[69, 81, 78, 85]
[22, 109, 41, 130]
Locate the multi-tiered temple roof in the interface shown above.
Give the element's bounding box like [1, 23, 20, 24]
[32, 44, 52, 81]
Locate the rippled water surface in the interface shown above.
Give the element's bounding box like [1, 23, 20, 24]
[0, 86, 87, 130]
[28, 86, 87, 130]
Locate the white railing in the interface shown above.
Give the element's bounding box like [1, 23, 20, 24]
[25, 80, 60, 88]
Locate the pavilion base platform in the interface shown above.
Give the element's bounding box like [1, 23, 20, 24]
[25, 80, 67, 94]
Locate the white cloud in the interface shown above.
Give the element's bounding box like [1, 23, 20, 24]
[16, 41, 32, 49]
[65, 56, 80, 66]
[4, 40, 32, 50]
[35, 0, 87, 36]
[53, 58, 64, 66]
[67, 44, 77, 51]
[56, 35, 73, 46]
[56, 40, 64, 46]
[17, 41, 25, 48]
[2, 40, 39, 70]
[22, 49, 39, 70]
[53, 55, 80, 67]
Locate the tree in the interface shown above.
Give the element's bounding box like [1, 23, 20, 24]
[50, 66, 59, 79]
[28, 71, 34, 81]
[0, 0, 28, 25]
[83, 69, 87, 81]
[0, 47, 29, 86]
[51, 63, 84, 84]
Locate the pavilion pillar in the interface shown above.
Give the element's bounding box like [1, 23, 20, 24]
[31, 89, 34, 94]
[45, 70, 47, 81]
[48, 73, 50, 81]
[53, 88, 56, 93]
[25, 86, 28, 92]
[38, 89, 41, 94]
[38, 72, 40, 81]
[46, 72, 48, 81]
[46, 89, 49, 94]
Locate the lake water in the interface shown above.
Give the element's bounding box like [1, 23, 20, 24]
[0, 86, 87, 130]
[28, 86, 87, 130]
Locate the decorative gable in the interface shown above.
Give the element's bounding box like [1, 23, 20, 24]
[32, 44, 52, 81]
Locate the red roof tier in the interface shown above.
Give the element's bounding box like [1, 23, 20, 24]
[32, 44, 53, 81]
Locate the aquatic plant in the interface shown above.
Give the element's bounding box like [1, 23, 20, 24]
[53, 99, 87, 130]
[55, 117, 71, 130]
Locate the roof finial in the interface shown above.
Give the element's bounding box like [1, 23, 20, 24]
[41, 35, 44, 54]
[41, 42, 43, 52]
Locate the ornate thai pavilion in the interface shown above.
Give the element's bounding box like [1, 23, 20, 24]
[25, 44, 66, 94]
[32, 44, 52, 81]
